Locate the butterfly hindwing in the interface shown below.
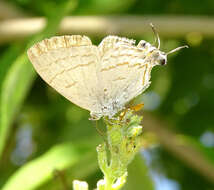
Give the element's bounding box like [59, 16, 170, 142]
[27, 35, 100, 113]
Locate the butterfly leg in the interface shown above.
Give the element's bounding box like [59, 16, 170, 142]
[119, 103, 144, 121]
[129, 103, 144, 112]
[103, 117, 116, 125]
[119, 109, 128, 121]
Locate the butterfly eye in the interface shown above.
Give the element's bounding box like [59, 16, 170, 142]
[138, 40, 147, 48]
[141, 42, 147, 48]
[160, 59, 166, 65]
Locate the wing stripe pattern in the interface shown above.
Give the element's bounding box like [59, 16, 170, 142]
[28, 35, 100, 113]
[28, 35, 155, 119]
[97, 36, 153, 117]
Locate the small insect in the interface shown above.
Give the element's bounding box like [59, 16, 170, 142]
[27, 24, 188, 120]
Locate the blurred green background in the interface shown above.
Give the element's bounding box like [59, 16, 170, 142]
[0, 0, 214, 190]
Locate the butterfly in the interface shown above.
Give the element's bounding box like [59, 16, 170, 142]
[27, 24, 188, 120]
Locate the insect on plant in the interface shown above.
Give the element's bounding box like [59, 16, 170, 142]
[27, 24, 188, 190]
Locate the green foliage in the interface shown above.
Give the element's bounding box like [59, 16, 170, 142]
[0, 0, 77, 158]
[0, 55, 35, 157]
[124, 154, 154, 190]
[2, 142, 92, 190]
[0, 0, 214, 190]
[95, 111, 144, 190]
[76, 0, 136, 14]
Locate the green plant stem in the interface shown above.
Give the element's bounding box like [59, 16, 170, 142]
[105, 176, 114, 190]
[96, 110, 143, 190]
[73, 110, 143, 190]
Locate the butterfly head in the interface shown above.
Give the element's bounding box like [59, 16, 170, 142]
[152, 50, 167, 66]
[138, 23, 188, 66]
[138, 40, 167, 66]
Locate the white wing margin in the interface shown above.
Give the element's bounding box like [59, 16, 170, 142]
[27, 35, 100, 113]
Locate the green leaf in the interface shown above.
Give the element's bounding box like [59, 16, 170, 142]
[1, 142, 92, 190]
[0, 0, 78, 158]
[0, 45, 25, 154]
[37, 141, 99, 190]
[0, 55, 35, 158]
[0, 44, 23, 87]
[123, 154, 154, 190]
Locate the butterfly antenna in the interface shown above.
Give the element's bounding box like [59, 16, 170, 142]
[150, 23, 161, 49]
[166, 45, 189, 55]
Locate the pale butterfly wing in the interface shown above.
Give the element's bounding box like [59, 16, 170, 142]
[27, 35, 101, 113]
[99, 35, 136, 56]
[28, 35, 157, 119]
[97, 36, 153, 117]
